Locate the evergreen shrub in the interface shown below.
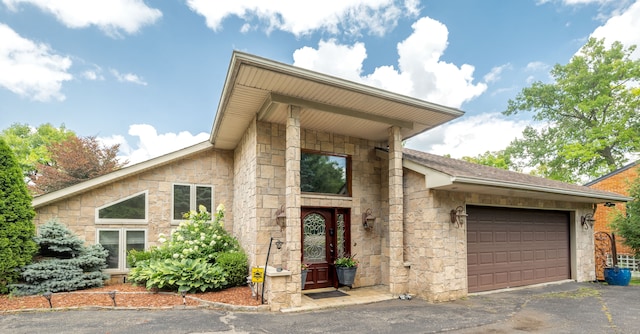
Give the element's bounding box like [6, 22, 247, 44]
[11, 219, 109, 295]
[0, 138, 38, 293]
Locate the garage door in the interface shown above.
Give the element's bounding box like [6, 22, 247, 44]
[467, 206, 570, 293]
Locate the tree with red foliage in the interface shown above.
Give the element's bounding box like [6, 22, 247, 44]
[31, 136, 127, 194]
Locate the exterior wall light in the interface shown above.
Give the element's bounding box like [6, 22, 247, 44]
[450, 206, 467, 228]
[362, 208, 375, 230]
[581, 213, 596, 230]
[275, 204, 286, 230]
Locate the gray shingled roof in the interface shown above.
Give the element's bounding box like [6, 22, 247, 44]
[584, 160, 639, 186]
[401, 147, 629, 201]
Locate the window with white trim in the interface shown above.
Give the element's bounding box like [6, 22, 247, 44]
[172, 184, 213, 223]
[97, 229, 146, 271]
[96, 191, 148, 224]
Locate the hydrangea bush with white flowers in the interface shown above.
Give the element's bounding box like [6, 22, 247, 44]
[127, 204, 248, 293]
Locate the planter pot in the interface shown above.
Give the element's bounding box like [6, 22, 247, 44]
[301, 270, 308, 290]
[604, 267, 632, 286]
[336, 266, 357, 286]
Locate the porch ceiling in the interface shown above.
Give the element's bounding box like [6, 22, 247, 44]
[210, 52, 463, 149]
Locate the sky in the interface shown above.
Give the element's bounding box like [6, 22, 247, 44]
[1, 0, 640, 165]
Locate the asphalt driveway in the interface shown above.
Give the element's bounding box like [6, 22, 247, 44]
[1, 281, 638, 333]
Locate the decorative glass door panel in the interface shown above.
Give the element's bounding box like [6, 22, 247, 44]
[303, 213, 326, 262]
[301, 207, 350, 290]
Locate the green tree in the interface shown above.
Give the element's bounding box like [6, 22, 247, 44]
[0, 123, 75, 180]
[0, 138, 38, 293]
[610, 171, 640, 256]
[504, 38, 640, 183]
[32, 136, 126, 194]
[461, 150, 517, 171]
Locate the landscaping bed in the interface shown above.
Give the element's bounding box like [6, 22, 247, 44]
[0, 283, 261, 311]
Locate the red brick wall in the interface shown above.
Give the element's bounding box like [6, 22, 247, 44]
[588, 165, 638, 255]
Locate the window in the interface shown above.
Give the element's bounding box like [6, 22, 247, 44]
[97, 229, 146, 271]
[301, 151, 350, 196]
[96, 191, 147, 224]
[173, 184, 213, 222]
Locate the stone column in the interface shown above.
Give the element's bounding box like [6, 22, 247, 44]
[388, 126, 407, 294]
[285, 105, 302, 307]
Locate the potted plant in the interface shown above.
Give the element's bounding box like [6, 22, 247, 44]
[301, 263, 310, 289]
[334, 254, 358, 286]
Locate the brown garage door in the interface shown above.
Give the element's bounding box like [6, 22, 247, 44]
[467, 206, 570, 293]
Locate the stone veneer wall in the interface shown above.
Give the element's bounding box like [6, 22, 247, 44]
[250, 121, 386, 290]
[402, 169, 595, 302]
[299, 128, 386, 288]
[34, 148, 234, 273]
[234, 119, 259, 267]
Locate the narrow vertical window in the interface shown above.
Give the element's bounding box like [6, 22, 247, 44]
[172, 184, 213, 223]
[98, 230, 120, 269]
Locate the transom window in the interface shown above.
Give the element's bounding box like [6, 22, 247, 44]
[96, 191, 147, 224]
[301, 151, 350, 196]
[173, 184, 213, 222]
[97, 229, 146, 272]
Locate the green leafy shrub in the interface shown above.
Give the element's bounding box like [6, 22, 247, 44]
[128, 204, 248, 292]
[216, 252, 248, 287]
[0, 138, 38, 294]
[131, 258, 227, 292]
[611, 173, 640, 256]
[127, 248, 153, 268]
[11, 219, 109, 295]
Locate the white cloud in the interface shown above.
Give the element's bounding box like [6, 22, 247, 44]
[293, 40, 367, 82]
[110, 69, 147, 86]
[0, 23, 72, 101]
[3, 0, 162, 37]
[186, 0, 418, 36]
[405, 113, 532, 158]
[293, 17, 486, 109]
[525, 61, 550, 72]
[98, 124, 210, 165]
[483, 64, 511, 83]
[590, 0, 640, 59]
[81, 69, 104, 81]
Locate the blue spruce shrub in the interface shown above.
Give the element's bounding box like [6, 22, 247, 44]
[11, 219, 109, 295]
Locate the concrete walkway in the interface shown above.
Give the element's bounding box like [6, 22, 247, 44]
[283, 285, 395, 312]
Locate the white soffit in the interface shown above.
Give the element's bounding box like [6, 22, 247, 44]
[210, 52, 463, 149]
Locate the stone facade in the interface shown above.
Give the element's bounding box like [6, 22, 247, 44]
[34, 149, 234, 281]
[32, 117, 604, 309]
[401, 169, 595, 302]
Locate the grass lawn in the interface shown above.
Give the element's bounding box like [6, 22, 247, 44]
[630, 277, 640, 286]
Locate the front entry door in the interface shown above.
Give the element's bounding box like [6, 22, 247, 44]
[301, 207, 350, 290]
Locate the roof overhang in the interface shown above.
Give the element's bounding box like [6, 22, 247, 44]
[378, 150, 631, 204]
[210, 51, 464, 149]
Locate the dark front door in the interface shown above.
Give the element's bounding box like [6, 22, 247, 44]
[301, 207, 350, 290]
